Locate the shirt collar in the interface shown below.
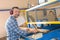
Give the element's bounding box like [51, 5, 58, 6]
[10, 15, 17, 21]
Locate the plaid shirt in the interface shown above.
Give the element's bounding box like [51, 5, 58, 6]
[5, 16, 28, 40]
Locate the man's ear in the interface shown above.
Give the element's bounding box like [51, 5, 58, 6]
[10, 10, 13, 15]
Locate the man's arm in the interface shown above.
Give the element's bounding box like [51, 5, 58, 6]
[8, 21, 28, 36]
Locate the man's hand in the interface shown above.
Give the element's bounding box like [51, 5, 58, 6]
[19, 27, 38, 33]
[27, 28, 38, 33]
[37, 29, 50, 33]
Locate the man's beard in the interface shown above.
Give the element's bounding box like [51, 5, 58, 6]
[15, 14, 20, 18]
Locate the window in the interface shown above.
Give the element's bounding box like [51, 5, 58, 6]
[38, 0, 48, 4]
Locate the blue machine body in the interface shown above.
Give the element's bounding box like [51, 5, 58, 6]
[24, 29, 60, 40]
[25, 24, 60, 40]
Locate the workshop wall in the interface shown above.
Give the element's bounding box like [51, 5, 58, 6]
[0, 0, 28, 9]
[0, 11, 9, 38]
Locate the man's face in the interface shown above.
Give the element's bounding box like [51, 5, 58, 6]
[13, 8, 20, 18]
[49, 11, 53, 14]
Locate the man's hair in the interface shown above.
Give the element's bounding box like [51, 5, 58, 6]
[49, 11, 56, 15]
[49, 11, 54, 13]
[10, 7, 20, 15]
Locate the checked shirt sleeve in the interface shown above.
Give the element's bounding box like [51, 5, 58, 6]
[9, 19, 28, 37]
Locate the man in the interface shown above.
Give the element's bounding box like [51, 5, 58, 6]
[5, 7, 38, 40]
[47, 11, 57, 21]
